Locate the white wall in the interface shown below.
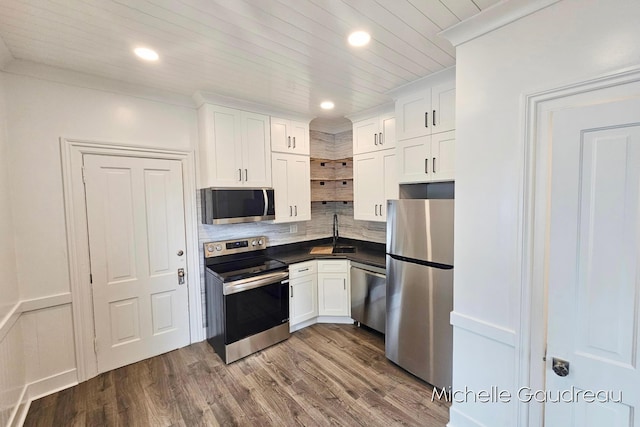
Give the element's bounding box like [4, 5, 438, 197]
[5, 73, 197, 299]
[0, 69, 198, 424]
[0, 71, 18, 318]
[451, 1, 640, 426]
[0, 69, 26, 427]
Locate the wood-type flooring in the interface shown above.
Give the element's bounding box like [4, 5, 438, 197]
[24, 323, 450, 426]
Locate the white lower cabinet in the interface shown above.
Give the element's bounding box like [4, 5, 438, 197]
[317, 260, 350, 317]
[289, 261, 318, 329]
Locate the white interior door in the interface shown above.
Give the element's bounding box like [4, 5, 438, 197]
[545, 97, 640, 426]
[84, 154, 190, 373]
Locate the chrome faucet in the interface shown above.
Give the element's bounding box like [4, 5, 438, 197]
[332, 213, 339, 247]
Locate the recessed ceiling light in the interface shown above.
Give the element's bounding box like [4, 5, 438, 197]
[134, 47, 159, 61]
[320, 101, 335, 110]
[348, 31, 371, 47]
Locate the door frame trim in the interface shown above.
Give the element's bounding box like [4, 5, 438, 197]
[518, 66, 640, 426]
[60, 138, 203, 382]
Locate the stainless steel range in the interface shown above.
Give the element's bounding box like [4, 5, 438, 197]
[204, 236, 290, 363]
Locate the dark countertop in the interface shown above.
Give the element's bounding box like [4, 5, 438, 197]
[266, 237, 386, 269]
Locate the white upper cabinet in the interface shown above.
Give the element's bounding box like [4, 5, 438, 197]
[354, 148, 398, 222]
[271, 152, 311, 223]
[353, 113, 396, 155]
[271, 117, 310, 155]
[395, 81, 455, 140]
[198, 104, 271, 188]
[397, 130, 455, 183]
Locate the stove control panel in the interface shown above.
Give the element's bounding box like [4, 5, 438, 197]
[204, 236, 268, 258]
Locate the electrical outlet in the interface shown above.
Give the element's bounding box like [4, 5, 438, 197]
[289, 224, 298, 233]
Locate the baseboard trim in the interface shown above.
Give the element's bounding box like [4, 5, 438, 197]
[9, 369, 78, 427]
[450, 311, 516, 347]
[316, 316, 354, 325]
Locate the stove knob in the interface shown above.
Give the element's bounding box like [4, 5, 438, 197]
[215, 244, 223, 251]
[258, 239, 264, 246]
[206, 244, 215, 253]
[251, 240, 257, 246]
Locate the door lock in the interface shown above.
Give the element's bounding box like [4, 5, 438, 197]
[552, 357, 570, 377]
[177, 250, 184, 256]
[178, 268, 185, 285]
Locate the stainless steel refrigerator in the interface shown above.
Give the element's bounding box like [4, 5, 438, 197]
[386, 199, 454, 389]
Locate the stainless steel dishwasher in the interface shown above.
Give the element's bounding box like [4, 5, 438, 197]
[350, 262, 386, 334]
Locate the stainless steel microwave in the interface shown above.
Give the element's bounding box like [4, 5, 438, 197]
[201, 188, 275, 224]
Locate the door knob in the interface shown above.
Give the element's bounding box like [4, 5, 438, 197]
[177, 250, 184, 256]
[552, 357, 570, 377]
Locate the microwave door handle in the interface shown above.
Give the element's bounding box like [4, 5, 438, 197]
[263, 189, 269, 216]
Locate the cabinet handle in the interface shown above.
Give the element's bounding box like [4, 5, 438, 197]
[374, 133, 378, 146]
[238, 168, 242, 181]
[425, 112, 428, 128]
[298, 267, 309, 273]
[374, 204, 378, 216]
[293, 136, 296, 148]
[425, 158, 429, 174]
[433, 110, 436, 127]
[288, 136, 291, 148]
[244, 169, 248, 181]
[290, 285, 293, 298]
[290, 206, 293, 216]
[379, 132, 383, 145]
[295, 205, 298, 216]
[433, 157, 436, 173]
[379, 203, 384, 216]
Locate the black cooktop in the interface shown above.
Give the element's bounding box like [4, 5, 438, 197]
[205, 253, 287, 283]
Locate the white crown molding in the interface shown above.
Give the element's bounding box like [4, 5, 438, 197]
[193, 91, 312, 122]
[439, 0, 561, 47]
[0, 35, 13, 69]
[345, 101, 394, 123]
[3, 60, 196, 108]
[309, 118, 353, 134]
[386, 67, 456, 100]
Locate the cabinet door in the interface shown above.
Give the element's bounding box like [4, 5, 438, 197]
[395, 89, 431, 140]
[431, 130, 455, 182]
[271, 153, 291, 222]
[432, 82, 456, 134]
[354, 153, 382, 221]
[290, 121, 310, 155]
[289, 155, 311, 221]
[379, 114, 396, 150]
[353, 117, 380, 155]
[270, 117, 291, 153]
[380, 150, 398, 221]
[242, 112, 271, 187]
[318, 273, 349, 316]
[396, 135, 431, 184]
[198, 104, 243, 187]
[290, 274, 318, 326]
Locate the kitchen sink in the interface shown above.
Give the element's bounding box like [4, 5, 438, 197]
[332, 245, 356, 254]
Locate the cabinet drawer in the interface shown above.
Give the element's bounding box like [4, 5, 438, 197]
[317, 260, 349, 273]
[289, 260, 317, 278]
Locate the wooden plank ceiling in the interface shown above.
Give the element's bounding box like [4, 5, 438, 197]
[0, 0, 498, 118]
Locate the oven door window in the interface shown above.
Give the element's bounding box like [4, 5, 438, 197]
[224, 281, 288, 344]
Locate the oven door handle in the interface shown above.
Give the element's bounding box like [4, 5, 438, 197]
[223, 270, 289, 295]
